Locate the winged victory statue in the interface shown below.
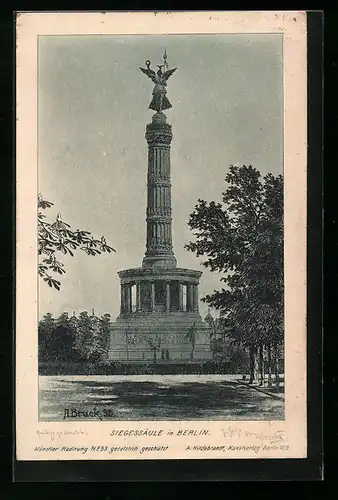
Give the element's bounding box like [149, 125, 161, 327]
[140, 50, 177, 113]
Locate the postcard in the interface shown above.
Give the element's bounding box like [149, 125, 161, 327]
[16, 11, 307, 461]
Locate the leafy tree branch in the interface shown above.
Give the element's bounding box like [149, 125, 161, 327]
[38, 194, 115, 290]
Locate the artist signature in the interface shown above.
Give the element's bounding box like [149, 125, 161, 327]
[62, 407, 111, 421]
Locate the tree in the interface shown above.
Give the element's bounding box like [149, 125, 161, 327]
[86, 312, 109, 363]
[99, 313, 112, 363]
[38, 312, 55, 362]
[38, 310, 111, 365]
[205, 312, 250, 370]
[185, 165, 283, 384]
[38, 312, 78, 362]
[73, 310, 110, 362]
[74, 311, 92, 361]
[53, 312, 78, 362]
[38, 194, 115, 290]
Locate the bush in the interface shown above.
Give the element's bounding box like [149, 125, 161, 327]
[38, 361, 236, 376]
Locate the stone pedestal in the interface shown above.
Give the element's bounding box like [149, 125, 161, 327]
[109, 309, 212, 363]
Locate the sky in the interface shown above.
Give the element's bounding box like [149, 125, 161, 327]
[38, 33, 283, 320]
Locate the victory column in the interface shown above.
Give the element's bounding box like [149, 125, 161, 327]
[108, 52, 212, 363]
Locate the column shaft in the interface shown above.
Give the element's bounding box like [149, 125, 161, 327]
[166, 282, 171, 311]
[178, 283, 184, 311]
[126, 285, 132, 312]
[193, 285, 199, 312]
[120, 284, 125, 313]
[143, 119, 176, 268]
[151, 282, 155, 311]
[187, 284, 194, 311]
[136, 283, 141, 311]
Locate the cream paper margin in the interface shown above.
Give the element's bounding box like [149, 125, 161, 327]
[16, 11, 307, 461]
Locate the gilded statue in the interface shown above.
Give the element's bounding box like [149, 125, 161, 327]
[140, 50, 177, 113]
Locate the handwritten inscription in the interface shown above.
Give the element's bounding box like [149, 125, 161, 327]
[36, 428, 88, 441]
[221, 426, 287, 445]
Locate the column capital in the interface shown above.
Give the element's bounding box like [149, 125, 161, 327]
[145, 122, 172, 146]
